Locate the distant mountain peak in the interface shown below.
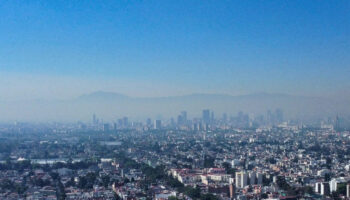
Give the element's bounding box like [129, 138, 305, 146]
[77, 91, 129, 100]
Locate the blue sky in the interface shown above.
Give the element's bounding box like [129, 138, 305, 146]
[0, 0, 349, 99]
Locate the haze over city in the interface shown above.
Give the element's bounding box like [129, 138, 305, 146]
[1, 1, 350, 122]
[1, 1, 350, 200]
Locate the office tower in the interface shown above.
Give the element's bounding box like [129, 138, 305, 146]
[275, 108, 283, 124]
[346, 183, 350, 198]
[192, 123, 197, 131]
[321, 182, 330, 196]
[229, 183, 235, 199]
[177, 111, 187, 126]
[266, 110, 273, 125]
[204, 123, 209, 131]
[154, 120, 161, 129]
[257, 173, 263, 185]
[117, 119, 123, 128]
[222, 113, 227, 123]
[146, 118, 152, 127]
[113, 122, 117, 130]
[211, 111, 214, 123]
[93, 114, 98, 125]
[202, 109, 210, 124]
[170, 118, 176, 127]
[192, 122, 202, 131]
[177, 115, 183, 126]
[335, 115, 341, 131]
[197, 122, 202, 131]
[330, 178, 348, 193]
[181, 111, 187, 122]
[273, 176, 277, 183]
[235, 171, 248, 188]
[249, 171, 256, 185]
[123, 117, 128, 128]
[103, 123, 110, 132]
[78, 123, 86, 130]
[315, 182, 321, 193]
[330, 178, 337, 192]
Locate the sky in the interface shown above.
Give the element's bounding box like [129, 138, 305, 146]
[0, 0, 349, 100]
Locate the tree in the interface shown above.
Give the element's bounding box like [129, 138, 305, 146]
[222, 162, 231, 171]
[34, 178, 45, 187]
[200, 193, 218, 200]
[114, 193, 121, 200]
[65, 177, 75, 187]
[276, 176, 291, 191]
[337, 183, 347, 196]
[302, 186, 314, 195]
[101, 175, 110, 188]
[185, 187, 201, 198]
[77, 176, 87, 189]
[204, 156, 215, 168]
[56, 180, 66, 200]
[331, 191, 339, 199]
[166, 176, 184, 189]
[15, 184, 27, 194]
[50, 172, 59, 180]
[261, 193, 268, 199]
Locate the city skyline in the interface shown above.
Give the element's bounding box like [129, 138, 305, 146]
[0, 90, 349, 122]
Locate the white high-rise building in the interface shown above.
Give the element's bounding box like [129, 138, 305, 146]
[330, 177, 348, 192]
[235, 171, 248, 188]
[315, 182, 321, 193]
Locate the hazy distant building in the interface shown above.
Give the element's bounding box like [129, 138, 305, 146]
[93, 114, 98, 125]
[275, 108, 283, 124]
[177, 115, 183, 126]
[192, 122, 202, 131]
[204, 123, 210, 131]
[154, 120, 161, 129]
[146, 118, 152, 127]
[78, 123, 87, 130]
[181, 111, 187, 122]
[335, 115, 341, 131]
[103, 123, 110, 132]
[177, 111, 187, 126]
[170, 118, 176, 127]
[266, 109, 284, 125]
[202, 109, 210, 124]
[222, 113, 227, 123]
[123, 117, 128, 128]
[266, 110, 273, 125]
